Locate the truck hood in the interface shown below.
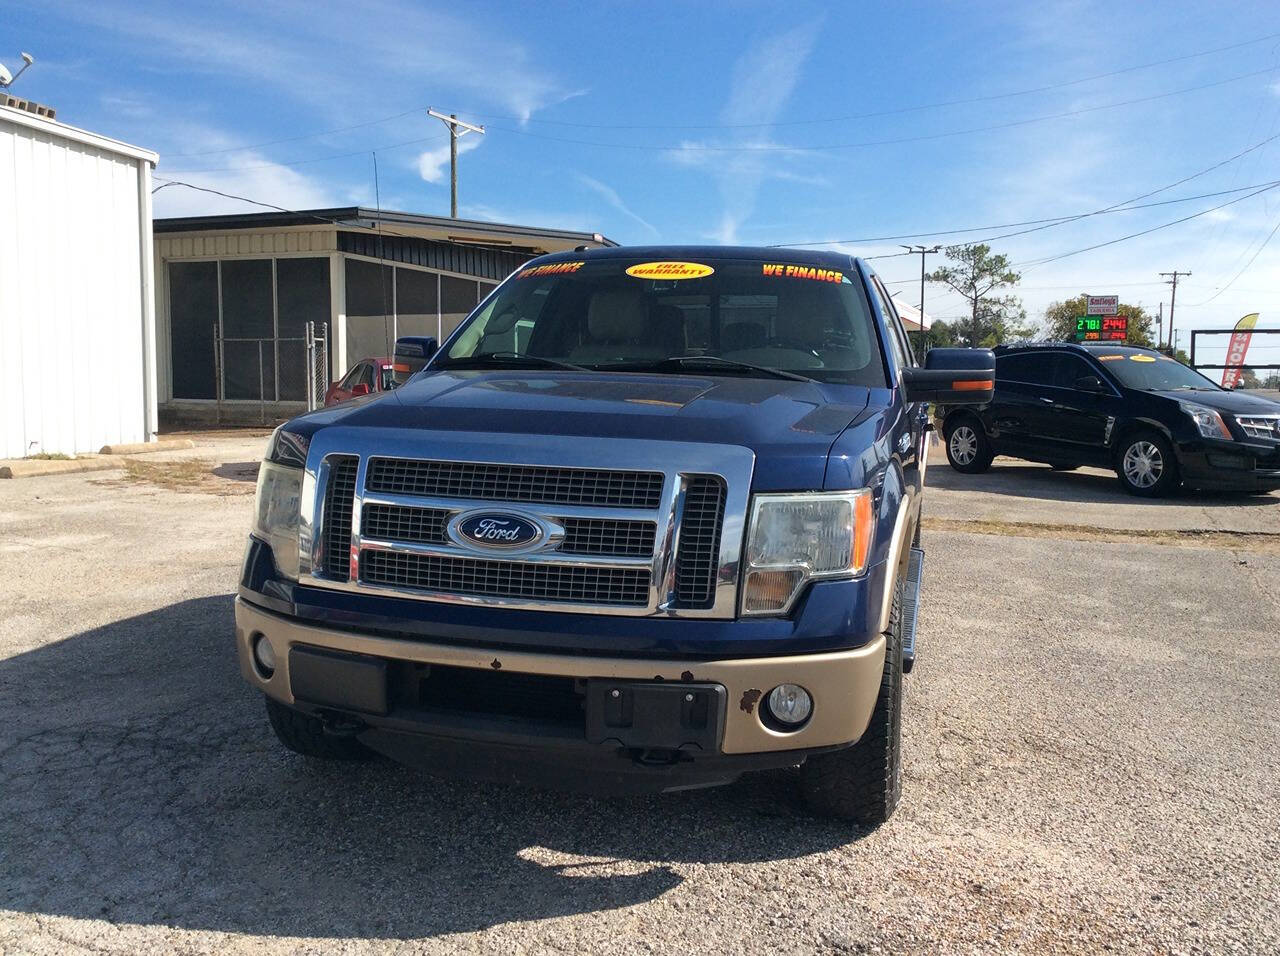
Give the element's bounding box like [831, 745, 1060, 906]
[294, 370, 873, 491]
[1150, 388, 1280, 417]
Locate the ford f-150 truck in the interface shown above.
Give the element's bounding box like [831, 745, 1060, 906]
[237, 246, 994, 823]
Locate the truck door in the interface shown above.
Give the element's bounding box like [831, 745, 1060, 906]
[871, 277, 926, 495]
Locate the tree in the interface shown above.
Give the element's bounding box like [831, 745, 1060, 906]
[1042, 295, 1155, 347]
[927, 244, 1029, 347]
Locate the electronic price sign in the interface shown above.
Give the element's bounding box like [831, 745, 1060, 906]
[1074, 315, 1128, 342]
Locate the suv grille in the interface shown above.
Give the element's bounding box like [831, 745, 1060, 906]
[361, 550, 651, 606]
[321, 456, 359, 581]
[1236, 415, 1280, 441]
[673, 476, 727, 608]
[365, 458, 664, 509]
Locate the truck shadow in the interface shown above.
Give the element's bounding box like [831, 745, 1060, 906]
[0, 596, 860, 940]
[927, 459, 1280, 508]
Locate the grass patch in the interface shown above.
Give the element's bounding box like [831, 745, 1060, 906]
[922, 516, 1280, 554]
[25, 452, 74, 460]
[115, 458, 254, 496]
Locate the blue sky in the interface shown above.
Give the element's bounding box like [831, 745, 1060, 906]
[9, 0, 1280, 355]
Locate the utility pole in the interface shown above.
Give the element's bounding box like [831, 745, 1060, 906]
[901, 245, 942, 337]
[1157, 302, 1164, 349]
[428, 109, 485, 218]
[1160, 270, 1190, 352]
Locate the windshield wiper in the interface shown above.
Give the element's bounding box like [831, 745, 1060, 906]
[438, 352, 590, 372]
[598, 355, 817, 384]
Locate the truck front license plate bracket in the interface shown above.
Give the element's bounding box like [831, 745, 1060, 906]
[584, 680, 726, 752]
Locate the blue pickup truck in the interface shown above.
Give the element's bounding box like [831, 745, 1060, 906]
[237, 247, 993, 823]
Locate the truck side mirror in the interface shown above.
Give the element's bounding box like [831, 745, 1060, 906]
[392, 336, 439, 386]
[900, 348, 995, 405]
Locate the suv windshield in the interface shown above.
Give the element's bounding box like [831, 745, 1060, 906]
[1097, 352, 1222, 391]
[438, 257, 887, 387]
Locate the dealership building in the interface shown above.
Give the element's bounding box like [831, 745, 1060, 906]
[152, 209, 616, 421]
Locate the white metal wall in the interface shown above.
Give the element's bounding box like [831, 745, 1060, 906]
[0, 109, 157, 459]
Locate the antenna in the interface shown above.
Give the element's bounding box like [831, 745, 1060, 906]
[0, 51, 35, 90]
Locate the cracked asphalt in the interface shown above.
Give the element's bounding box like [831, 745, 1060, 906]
[2, 443, 1278, 953]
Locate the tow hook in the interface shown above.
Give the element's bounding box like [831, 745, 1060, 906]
[318, 711, 367, 737]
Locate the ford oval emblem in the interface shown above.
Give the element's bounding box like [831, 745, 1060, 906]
[453, 512, 543, 550]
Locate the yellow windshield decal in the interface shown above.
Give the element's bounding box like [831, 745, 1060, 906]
[1128, 355, 1157, 362]
[516, 261, 584, 279]
[762, 263, 844, 283]
[625, 261, 714, 280]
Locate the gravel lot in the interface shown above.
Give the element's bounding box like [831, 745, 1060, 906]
[2, 444, 1278, 954]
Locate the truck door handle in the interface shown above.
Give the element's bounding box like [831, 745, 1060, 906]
[1039, 397, 1055, 404]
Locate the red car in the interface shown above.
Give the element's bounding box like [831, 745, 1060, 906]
[324, 358, 397, 406]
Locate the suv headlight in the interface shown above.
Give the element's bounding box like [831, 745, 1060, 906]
[741, 490, 874, 616]
[1180, 402, 1232, 440]
[253, 427, 306, 579]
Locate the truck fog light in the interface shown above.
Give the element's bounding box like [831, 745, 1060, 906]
[252, 634, 276, 679]
[766, 683, 812, 727]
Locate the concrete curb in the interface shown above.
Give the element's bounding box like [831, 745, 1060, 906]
[0, 457, 121, 479]
[98, 439, 196, 455]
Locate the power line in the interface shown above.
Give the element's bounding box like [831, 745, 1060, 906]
[459, 31, 1280, 131]
[482, 66, 1277, 153]
[772, 175, 1280, 249]
[1018, 182, 1280, 268]
[161, 133, 447, 175]
[156, 31, 1280, 159]
[1186, 212, 1280, 305]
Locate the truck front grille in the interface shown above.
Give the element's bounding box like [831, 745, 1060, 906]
[321, 456, 359, 581]
[361, 550, 651, 606]
[559, 517, 656, 556]
[673, 476, 727, 607]
[365, 458, 664, 509]
[362, 503, 450, 544]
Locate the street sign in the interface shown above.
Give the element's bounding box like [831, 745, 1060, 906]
[1074, 315, 1128, 341]
[1086, 295, 1119, 316]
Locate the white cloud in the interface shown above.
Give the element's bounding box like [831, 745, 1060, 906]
[576, 174, 657, 237]
[416, 135, 481, 184]
[661, 23, 824, 243]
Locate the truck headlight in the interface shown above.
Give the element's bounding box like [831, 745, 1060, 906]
[1180, 402, 1232, 440]
[253, 460, 303, 580]
[740, 490, 874, 616]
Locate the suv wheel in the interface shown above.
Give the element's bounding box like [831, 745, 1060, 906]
[944, 418, 994, 473]
[265, 698, 373, 761]
[1116, 431, 1180, 497]
[798, 572, 904, 825]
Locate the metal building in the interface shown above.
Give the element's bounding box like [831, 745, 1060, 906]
[0, 103, 158, 458]
[153, 209, 616, 422]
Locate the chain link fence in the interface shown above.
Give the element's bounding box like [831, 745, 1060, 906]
[214, 322, 328, 423]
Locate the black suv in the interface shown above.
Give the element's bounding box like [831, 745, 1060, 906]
[937, 342, 1280, 496]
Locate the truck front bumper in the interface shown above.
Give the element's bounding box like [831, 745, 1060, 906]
[236, 596, 886, 792]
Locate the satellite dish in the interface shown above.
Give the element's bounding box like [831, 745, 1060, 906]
[0, 63, 12, 87]
[0, 51, 34, 89]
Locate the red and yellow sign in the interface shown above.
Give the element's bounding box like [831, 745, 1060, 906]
[1221, 313, 1259, 389]
[625, 261, 714, 280]
[762, 263, 844, 283]
[516, 261, 584, 279]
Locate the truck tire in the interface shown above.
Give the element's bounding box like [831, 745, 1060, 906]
[798, 573, 904, 825]
[264, 697, 372, 761]
[944, 417, 993, 473]
[1115, 430, 1180, 498]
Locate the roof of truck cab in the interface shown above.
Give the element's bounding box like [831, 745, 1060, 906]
[530, 245, 862, 268]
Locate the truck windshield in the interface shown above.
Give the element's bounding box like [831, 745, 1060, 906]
[1099, 353, 1222, 391]
[438, 258, 888, 387]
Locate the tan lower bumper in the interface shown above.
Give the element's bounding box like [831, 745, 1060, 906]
[235, 597, 886, 755]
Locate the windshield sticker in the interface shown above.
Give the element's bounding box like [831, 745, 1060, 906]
[1128, 355, 1157, 362]
[1097, 355, 1125, 361]
[762, 263, 844, 283]
[516, 261, 584, 279]
[625, 261, 714, 280]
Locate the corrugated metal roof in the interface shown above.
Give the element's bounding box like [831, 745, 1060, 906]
[154, 206, 617, 250]
[0, 103, 157, 163]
